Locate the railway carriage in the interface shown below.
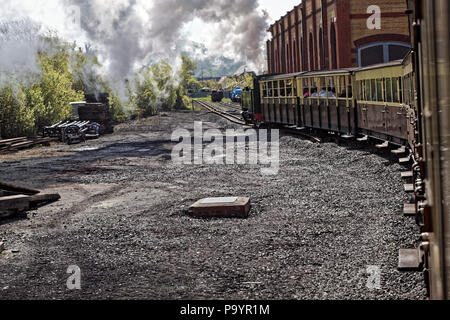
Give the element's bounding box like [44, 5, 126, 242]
[299, 70, 356, 136]
[354, 60, 410, 146]
[259, 73, 302, 126]
[239, 0, 449, 299]
[248, 56, 417, 148]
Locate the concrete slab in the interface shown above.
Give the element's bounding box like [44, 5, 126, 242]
[189, 197, 251, 218]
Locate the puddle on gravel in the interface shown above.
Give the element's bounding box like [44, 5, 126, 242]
[101, 146, 139, 153]
[74, 146, 100, 152]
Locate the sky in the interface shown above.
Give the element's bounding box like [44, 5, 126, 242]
[259, 0, 302, 24]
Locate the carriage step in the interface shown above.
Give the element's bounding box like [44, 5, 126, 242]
[392, 147, 406, 155]
[404, 204, 416, 216]
[404, 184, 415, 193]
[376, 141, 389, 149]
[357, 135, 369, 142]
[399, 155, 412, 164]
[398, 248, 423, 271]
[401, 171, 413, 179]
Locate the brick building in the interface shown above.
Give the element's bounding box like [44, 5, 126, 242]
[266, 0, 411, 74]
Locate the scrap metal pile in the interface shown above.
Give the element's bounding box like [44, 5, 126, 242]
[0, 182, 60, 219]
[43, 92, 113, 145]
[43, 120, 100, 144]
[0, 137, 54, 155]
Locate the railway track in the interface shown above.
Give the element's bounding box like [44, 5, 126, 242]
[217, 101, 242, 112]
[194, 100, 249, 126]
[194, 100, 323, 143]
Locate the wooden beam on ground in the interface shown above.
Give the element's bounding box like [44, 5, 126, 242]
[0, 182, 40, 195]
[0, 137, 27, 146]
[29, 194, 61, 208]
[0, 195, 31, 211]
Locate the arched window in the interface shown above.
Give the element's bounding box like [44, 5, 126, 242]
[286, 43, 290, 72]
[358, 42, 411, 67]
[330, 23, 337, 69]
[300, 37, 304, 71]
[309, 32, 314, 70]
[293, 39, 297, 72]
[319, 27, 324, 70]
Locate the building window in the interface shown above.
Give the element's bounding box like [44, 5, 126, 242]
[358, 42, 411, 67]
[330, 23, 337, 69]
[293, 39, 297, 72]
[300, 37, 304, 71]
[286, 43, 290, 72]
[360, 45, 384, 67]
[309, 32, 314, 70]
[319, 27, 324, 70]
[389, 45, 411, 61]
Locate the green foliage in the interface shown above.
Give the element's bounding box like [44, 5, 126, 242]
[32, 50, 84, 129]
[0, 86, 35, 138]
[1, 37, 202, 139]
[128, 54, 199, 117]
[221, 73, 254, 90]
[0, 39, 84, 139]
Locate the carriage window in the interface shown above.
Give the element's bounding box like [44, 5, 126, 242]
[268, 82, 274, 97]
[392, 77, 400, 103]
[280, 80, 286, 97]
[262, 83, 268, 97]
[273, 81, 279, 97]
[403, 76, 408, 104]
[303, 79, 310, 97]
[376, 79, 383, 101]
[365, 80, 371, 101]
[400, 78, 403, 104]
[358, 81, 364, 100]
[385, 78, 392, 102]
[370, 80, 376, 101]
[286, 80, 293, 97]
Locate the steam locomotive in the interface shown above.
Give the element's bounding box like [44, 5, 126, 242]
[231, 86, 242, 103]
[242, 0, 450, 300]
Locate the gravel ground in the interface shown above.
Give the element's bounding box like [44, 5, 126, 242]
[0, 110, 426, 300]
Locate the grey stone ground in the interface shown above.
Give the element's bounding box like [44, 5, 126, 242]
[0, 110, 425, 299]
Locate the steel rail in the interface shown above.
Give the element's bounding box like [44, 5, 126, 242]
[194, 100, 248, 126]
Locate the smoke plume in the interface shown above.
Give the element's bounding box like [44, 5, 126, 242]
[1, 0, 269, 94]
